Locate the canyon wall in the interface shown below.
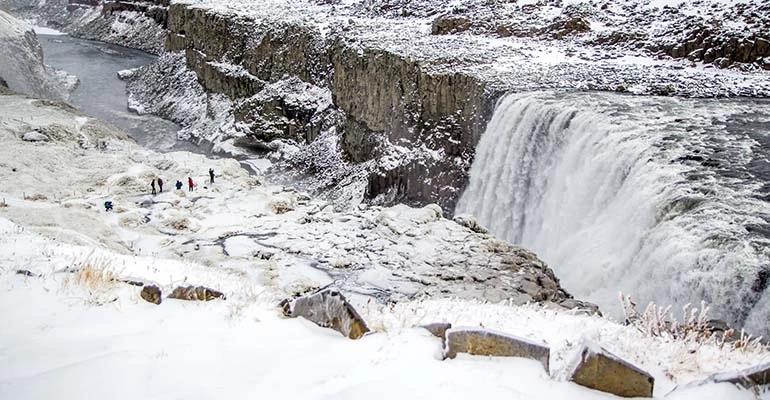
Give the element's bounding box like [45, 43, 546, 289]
[164, 4, 496, 212]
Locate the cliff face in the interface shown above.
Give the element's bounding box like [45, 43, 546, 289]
[2, 0, 167, 54]
[164, 4, 494, 212]
[0, 10, 71, 100]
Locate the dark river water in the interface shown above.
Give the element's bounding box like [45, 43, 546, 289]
[39, 34, 199, 152]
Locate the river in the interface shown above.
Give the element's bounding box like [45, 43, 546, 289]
[38, 34, 199, 152]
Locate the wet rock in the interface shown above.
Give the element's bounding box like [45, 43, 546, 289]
[431, 14, 472, 35]
[287, 289, 370, 339]
[22, 131, 49, 142]
[452, 214, 488, 234]
[443, 328, 550, 372]
[140, 285, 162, 305]
[568, 345, 654, 398]
[168, 285, 225, 301]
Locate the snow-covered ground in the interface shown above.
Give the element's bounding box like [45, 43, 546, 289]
[1, 89, 769, 399]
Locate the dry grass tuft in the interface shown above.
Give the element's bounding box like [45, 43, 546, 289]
[64, 252, 122, 305]
[620, 293, 766, 353]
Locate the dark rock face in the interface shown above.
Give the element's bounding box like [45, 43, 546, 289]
[286, 289, 370, 340]
[140, 285, 162, 305]
[443, 328, 550, 372]
[569, 345, 654, 398]
[168, 285, 225, 301]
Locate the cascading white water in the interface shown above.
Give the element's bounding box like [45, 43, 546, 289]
[457, 91, 770, 334]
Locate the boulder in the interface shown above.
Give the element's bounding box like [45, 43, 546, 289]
[140, 285, 162, 305]
[568, 345, 654, 398]
[431, 15, 472, 35]
[422, 322, 452, 341]
[287, 289, 370, 339]
[168, 285, 225, 301]
[22, 131, 50, 142]
[443, 328, 550, 372]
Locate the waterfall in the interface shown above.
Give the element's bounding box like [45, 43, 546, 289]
[457, 92, 770, 334]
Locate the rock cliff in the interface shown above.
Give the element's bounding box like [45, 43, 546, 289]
[0, 10, 71, 100]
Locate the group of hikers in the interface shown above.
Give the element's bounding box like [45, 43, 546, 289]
[105, 168, 216, 212]
[150, 168, 215, 195]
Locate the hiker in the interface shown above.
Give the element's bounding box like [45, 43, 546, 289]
[188, 177, 194, 192]
[175, 180, 183, 190]
[104, 201, 113, 212]
[209, 168, 215, 184]
[150, 179, 156, 195]
[158, 177, 164, 193]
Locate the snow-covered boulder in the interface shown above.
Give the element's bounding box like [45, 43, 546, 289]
[287, 289, 370, 340]
[22, 130, 49, 142]
[168, 285, 225, 301]
[568, 344, 654, 398]
[422, 322, 452, 341]
[443, 327, 550, 372]
[452, 213, 488, 234]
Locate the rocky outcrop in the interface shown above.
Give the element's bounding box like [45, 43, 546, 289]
[568, 345, 655, 398]
[443, 328, 550, 372]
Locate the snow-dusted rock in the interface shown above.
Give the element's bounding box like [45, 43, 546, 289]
[568, 344, 654, 398]
[140, 285, 162, 305]
[168, 285, 225, 301]
[421, 322, 451, 341]
[287, 289, 370, 340]
[443, 327, 550, 372]
[431, 14, 471, 35]
[22, 130, 49, 142]
[452, 213, 488, 234]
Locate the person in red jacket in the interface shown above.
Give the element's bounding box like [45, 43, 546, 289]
[187, 177, 194, 192]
